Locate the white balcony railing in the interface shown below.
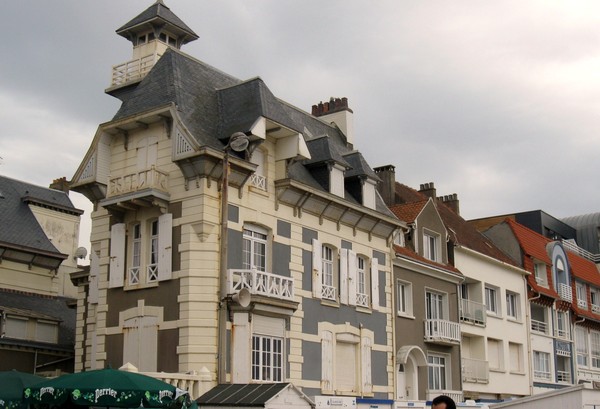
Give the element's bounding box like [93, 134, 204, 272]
[356, 292, 369, 307]
[460, 298, 486, 325]
[121, 364, 211, 399]
[111, 53, 161, 87]
[228, 269, 294, 301]
[426, 390, 463, 403]
[462, 357, 489, 383]
[562, 239, 600, 263]
[249, 174, 267, 190]
[578, 298, 588, 309]
[557, 283, 573, 303]
[322, 284, 336, 301]
[534, 370, 551, 381]
[593, 304, 600, 313]
[108, 166, 169, 197]
[557, 370, 571, 383]
[531, 319, 548, 334]
[424, 319, 461, 344]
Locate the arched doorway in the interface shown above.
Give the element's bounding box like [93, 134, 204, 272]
[396, 345, 427, 400]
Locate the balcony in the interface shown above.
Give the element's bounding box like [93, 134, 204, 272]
[424, 319, 461, 345]
[121, 363, 211, 399]
[557, 370, 571, 383]
[531, 319, 548, 334]
[460, 298, 486, 326]
[462, 357, 489, 383]
[562, 239, 600, 264]
[557, 283, 573, 303]
[228, 269, 294, 302]
[426, 390, 463, 403]
[534, 370, 551, 381]
[101, 166, 170, 212]
[110, 53, 161, 88]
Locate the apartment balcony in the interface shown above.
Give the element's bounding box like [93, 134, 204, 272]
[426, 390, 463, 403]
[101, 166, 170, 211]
[462, 357, 489, 383]
[460, 298, 486, 326]
[557, 283, 573, 303]
[562, 239, 600, 264]
[424, 319, 461, 345]
[557, 370, 571, 383]
[531, 319, 549, 334]
[228, 269, 298, 313]
[109, 53, 161, 89]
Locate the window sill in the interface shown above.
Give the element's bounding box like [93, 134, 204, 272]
[509, 370, 526, 376]
[320, 299, 339, 308]
[486, 312, 502, 320]
[249, 185, 269, 197]
[489, 368, 506, 373]
[507, 317, 522, 324]
[356, 306, 373, 315]
[124, 281, 159, 291]
[397, 313, 415, 320]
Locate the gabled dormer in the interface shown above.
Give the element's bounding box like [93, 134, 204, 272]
[107, 0, 198, 93]
[342, 151, 380, 210]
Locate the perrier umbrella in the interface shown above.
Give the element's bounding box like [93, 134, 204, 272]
[0, 370, 45, 409]
[23, 368, 189, 408]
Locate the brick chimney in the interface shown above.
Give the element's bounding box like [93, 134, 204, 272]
[50, 177, 70, 193]
[312, 97, 354, 147]
[419, 182, 436, 199]
[374, 165, 396, 206]
[438, 193, 460, 215]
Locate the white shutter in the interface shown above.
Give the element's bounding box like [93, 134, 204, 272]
[123, 317, 139, 366]
[340, 249, 349, 305]
[139, 316, 158, 372]
[253, 315, 285, 337]
[157, 213, 173, 281]
[371, 258, 379, 310]
[89, 250, 99, 304]
[348, 250, 357, 306]
[312, 239, 322, 299]
[109, 223, 125, 288]
[321, 330, 333, 392]
[361, 337, 373, 394]
[336, 342, 358, 391]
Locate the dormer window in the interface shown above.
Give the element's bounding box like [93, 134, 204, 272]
[158, 32, 177, 47]
[136, 32, 155, 45]
[362, 179, 376, 210]
[423, 230, 440, 262]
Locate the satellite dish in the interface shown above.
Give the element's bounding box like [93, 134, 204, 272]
[229, 132, 250, 152]
[74, 247, 88, 259]
[232, 288, 251, 307]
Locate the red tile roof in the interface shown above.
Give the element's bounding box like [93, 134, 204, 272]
[567, 251, 600, 286]
[389, 200, 428, 223]
[505, 219, 552, 264]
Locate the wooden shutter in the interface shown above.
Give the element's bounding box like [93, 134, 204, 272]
[361, 337, 373, 394]
[340, 249, 349, 304]
[109, 223, 125, 288]
[123, 317, 140, 366]
[371, 258, 379, 310]
[157, 213, 173, 281]
[139, 316, 158, 372]
[89, 250, 99, 304]
[348, 250, 357, 306]
[312, 239, 322, 299]
[321, 330, 333, 392]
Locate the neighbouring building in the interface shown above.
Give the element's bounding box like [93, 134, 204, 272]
[561, 212, 600, 261]
[69, 0, 405, 403]
[0, 174, 83, 375]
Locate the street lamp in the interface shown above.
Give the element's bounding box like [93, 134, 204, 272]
[218, 132, 250, 384]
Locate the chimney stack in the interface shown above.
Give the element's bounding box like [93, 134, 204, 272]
[50, 177, 70, 193]
[374, 165, 396, 206]
[312, 97, 354, 147]
[438, 193, 460, 215]
[419, 182, 436, 199]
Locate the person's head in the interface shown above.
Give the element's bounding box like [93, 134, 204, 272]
[431, 395, 456, 409]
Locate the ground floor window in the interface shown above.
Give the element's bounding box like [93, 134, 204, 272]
[252, 335, 283, 382]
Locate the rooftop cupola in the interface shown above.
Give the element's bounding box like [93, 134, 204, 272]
[107, 0, 199, 92]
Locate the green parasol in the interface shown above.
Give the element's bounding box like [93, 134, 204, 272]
[0, 370, 45, 409]
[23, 368, 189, 408]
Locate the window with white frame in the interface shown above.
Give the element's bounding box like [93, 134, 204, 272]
[576, 281, 588, 309]
[109, 213, 173, 289]
[530, 304, 549, 334]
[4, 316, 59, 344]
[533, 351, 551, 380]
[485, 285, 500, 315]
[428, 353, 449, 390]
[576, 326, 589, 367]
[534, 262, 548, 287]
[252, 334, 283, 382]
[397, 280, 413, 317]
[356, 256, 369, 307]
[506, 291, 519, 320]
[423, 231, 440, 262]
[591, 288, 600, 312]
[488, 338, 504, 371]
[555, 310, 570, 339]
[243, 225, 268, 271]
[322, 245, 336, 300]
[591, 331, 600, 368]
[509, 342, 524, 373]
[426, 290, 445, 320]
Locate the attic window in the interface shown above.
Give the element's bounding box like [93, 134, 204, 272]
[159, 33, 176, 47]
[330, 165, 345, 197]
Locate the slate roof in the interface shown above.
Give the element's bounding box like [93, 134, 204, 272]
[0, 289, 76, 350]
[0, 175, 77, 257]
[197, 383, 293, 406]
[110, 48, 397, 220]
[116, 0, 198, 42]
[343, 151, 380, 181]
[393, 183, 517, 266]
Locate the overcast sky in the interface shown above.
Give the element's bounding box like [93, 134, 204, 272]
[1, 1, 599, 256]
